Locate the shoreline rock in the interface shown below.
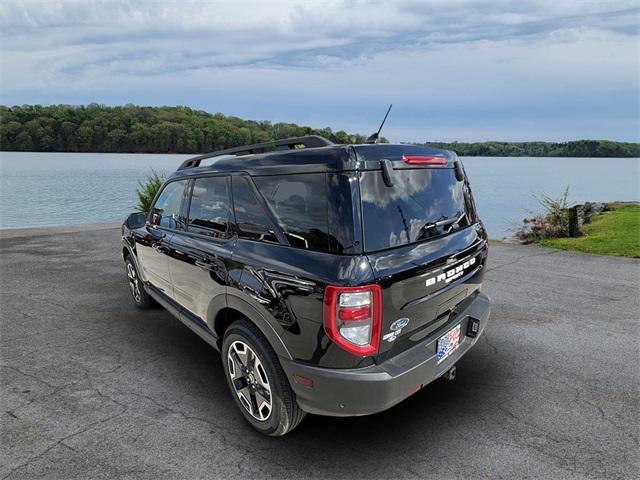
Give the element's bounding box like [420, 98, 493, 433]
[504, 201, 638, 244]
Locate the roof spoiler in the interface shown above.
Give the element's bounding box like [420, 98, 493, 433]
[177, 135, 334, 170]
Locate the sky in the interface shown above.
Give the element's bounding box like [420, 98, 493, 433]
[1, 0, 639, 143]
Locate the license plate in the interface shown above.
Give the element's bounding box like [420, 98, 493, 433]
[437, 324, 461, 364]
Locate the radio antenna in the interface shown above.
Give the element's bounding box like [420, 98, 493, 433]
[365, 104, 392, 144]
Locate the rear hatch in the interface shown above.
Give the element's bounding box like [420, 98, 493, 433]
[353, 145, 488, 362]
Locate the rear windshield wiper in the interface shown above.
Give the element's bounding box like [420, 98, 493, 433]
[440, 212, 467, 230]
[426, 212, 467, 229]
[416, 212, 468, 240]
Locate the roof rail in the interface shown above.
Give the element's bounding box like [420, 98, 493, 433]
[177, 135, 334, 170]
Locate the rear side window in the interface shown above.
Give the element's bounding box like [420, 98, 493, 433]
[253, 174, 329, 252]
[232, 176, 278, 243]
[187, 176, 231, 238]
[360, 168, 471, 251]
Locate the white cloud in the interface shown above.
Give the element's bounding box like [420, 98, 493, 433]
[0, 0, 638, 141]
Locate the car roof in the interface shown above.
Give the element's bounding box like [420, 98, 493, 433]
[168, 140, 454, 179]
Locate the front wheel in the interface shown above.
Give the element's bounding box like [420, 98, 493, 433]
[222, 320, 306, 436]
[125, 257, 155, 309]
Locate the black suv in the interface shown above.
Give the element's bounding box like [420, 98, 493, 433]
[122, 135, 490, 436]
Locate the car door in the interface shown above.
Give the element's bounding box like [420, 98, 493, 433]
[168, 175, 236, 325]
[136, 179, 189, 298]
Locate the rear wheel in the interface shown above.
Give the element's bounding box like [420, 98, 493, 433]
[125, 257, 154, 309]
[222, 320, 306, 436]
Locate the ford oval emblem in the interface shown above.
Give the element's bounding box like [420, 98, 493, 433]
[390, 318, 410, 331]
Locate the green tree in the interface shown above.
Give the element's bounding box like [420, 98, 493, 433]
[1, 104, 637, 156]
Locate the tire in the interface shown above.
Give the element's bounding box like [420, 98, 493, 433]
[222, 319, 306, 436]
[124, 256, 155, 309]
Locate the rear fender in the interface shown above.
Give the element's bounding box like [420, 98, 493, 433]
[224, 293, 293, 360]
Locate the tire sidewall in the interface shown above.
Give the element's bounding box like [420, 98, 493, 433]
[125, 257, 147, 308]
[222, 324, 289, 435]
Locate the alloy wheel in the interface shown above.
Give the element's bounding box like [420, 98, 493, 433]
[227, 340, 272, 421]
[126, 262, 142, 303]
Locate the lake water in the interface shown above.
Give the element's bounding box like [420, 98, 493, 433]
[0, 152, 638, 238]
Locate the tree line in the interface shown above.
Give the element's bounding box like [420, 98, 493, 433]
[0, 104, 375, 153]
[1, 104, 637, 157]
[420, 140, 639, 158]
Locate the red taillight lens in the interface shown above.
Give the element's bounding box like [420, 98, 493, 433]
[338, 305, 371, 321]
[403, 155, 447, 165]
[323, 285, 382, 356]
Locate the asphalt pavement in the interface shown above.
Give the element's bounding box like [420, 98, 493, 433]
[1, 226, 638, 479]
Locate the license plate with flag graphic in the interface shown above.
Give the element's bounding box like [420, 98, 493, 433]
[436, 324, 461, 364]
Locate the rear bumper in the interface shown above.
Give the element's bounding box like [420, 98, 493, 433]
[281, 291, 490, 417]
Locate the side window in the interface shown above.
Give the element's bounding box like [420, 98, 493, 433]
[232, 177, 278, 243]
[187, 176, 231, 238]
[253, 173, 329, 252]
[150, 180, 188, 229]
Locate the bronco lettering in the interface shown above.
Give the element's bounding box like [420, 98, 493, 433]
[425, 257, 476, 287]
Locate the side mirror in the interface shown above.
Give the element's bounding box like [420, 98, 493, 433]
[126, 212, 146, 229]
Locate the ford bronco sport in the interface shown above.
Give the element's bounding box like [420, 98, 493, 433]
[122, 135, 490, 436]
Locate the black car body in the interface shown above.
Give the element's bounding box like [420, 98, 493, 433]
[122, 136, 490, 435]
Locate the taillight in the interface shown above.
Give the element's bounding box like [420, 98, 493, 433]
[323, 285, 382, 356]
[403, 155, 447, 165]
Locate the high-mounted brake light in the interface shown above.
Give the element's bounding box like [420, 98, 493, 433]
[323, 285, 382, 356]
[403, 155, 448, 165]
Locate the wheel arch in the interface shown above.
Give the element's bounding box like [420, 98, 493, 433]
[213, 295, 293, 360]
[122, 242, 147, 283]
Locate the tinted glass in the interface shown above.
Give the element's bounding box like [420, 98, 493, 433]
[360, 168, 471, 251]
[150, 180, 187, 229]
[232, 176, 278, 243]
[187, 176, 231, 238]
[253, 173, 329, 252]
[327, 172, 360, 254]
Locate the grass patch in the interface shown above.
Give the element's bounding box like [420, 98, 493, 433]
[539, 204, 640, 258]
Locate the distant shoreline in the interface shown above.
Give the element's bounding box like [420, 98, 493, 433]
[1, 151, 638, 159]
[2, 104, 639, 158]
[420, 140, 640, 158]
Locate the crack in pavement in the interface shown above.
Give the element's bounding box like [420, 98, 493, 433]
[1, 409, 127, 480]
[3, 233, 638, 479]
[484, 249, 559, 273]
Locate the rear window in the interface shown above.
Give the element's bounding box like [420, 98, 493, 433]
[360, 168, 472, 251]
[253, 174, 330, 252]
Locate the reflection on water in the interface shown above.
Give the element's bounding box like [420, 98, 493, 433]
[0, 152, 638, 238]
